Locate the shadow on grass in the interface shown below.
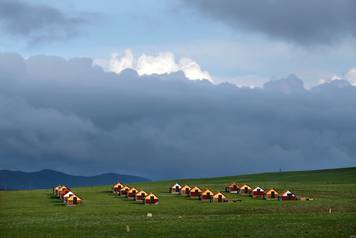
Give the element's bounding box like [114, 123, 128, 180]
[49, 198, 66, 206]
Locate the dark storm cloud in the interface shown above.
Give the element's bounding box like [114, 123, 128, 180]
[0, 52, 355, 179]
[182, 0, 356, 45]
[0, 0, 86, 43]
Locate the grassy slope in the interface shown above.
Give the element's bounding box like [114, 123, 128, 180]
[0, 167, 355, 238]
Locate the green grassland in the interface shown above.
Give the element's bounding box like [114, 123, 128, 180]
[1, 167, 356, 238]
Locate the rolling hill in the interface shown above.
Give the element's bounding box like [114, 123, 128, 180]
[0, 167, 355, 237]
[0, 169, 149, 190]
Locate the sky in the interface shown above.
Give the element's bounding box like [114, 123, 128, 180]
[0, 0, 356, 179]
[1, 0, 356, 87]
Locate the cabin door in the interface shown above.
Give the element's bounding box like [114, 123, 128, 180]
[271, 191, 275, 198]
[244, 187, 248, 193]
[218, 195, 222, 202]
[73, 197, 77, 205]
[176, 186, 180, 192]
[150, 196, 155, 204]
[287, 193, 292, 200]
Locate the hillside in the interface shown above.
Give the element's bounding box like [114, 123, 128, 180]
[0, 167, 355, 237]
[0, 169, 149, 190]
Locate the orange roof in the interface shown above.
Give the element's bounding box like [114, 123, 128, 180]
[281, 190, 295, 196]
[113, 182, 125, 188]
[239, 184, 251, 189]
[252, 187, 264, 192]
[120, 186, 130, 191]
[181, 185, 191, 190]
[170, 183, 181, 188]
[128, 187, 138, 193]
[201, 189, 214, 196]
[145, 193, 159, 200]
[136, 190, 147, 196]
[213, 192, 226, 199]
[266, 188, 279, 195]
[190, 186, 202, 192]
[67, 195, 81, 202]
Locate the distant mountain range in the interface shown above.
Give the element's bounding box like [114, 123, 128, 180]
[0, 169, 150, 190]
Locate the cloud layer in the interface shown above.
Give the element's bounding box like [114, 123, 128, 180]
[95, 49, 212, 81]
[0, 52, 356, 179]
[0, 0, 86, 43]
[183, 0, 356, 45]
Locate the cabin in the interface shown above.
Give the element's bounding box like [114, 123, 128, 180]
[144, 193, 159, 205]
[189, 186, 202, 198]
[112, 182, 125, 193]
[59, 187, 71, 200]
[119, 186, 130, 196]
[63, 191, 74, 202]
[225, 182, 240, 193]
[169, 183, 182, 194]
[281, 190, 297, 200]
[180, 185, 191, 196]
[135, 190, 147, 201]
[266, 188, 279, 200]
[252, 187, 265, 199]
[53, 185, 62, 196]
[55, 185, 65, 197]
[239, 184, 252, 195]
[66, 195, 81, 206]
[212, 192, 227, 203]
[200, 189, 214, 201]
[127, 187, 139, 199]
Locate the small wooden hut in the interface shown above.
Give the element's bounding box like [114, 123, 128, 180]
[266, 188, 279, 200]
[239, 184, 252, 195]
[189, 186, 202, 198]
[55, 185, 65, 197]
[119, 186, 130, 196]
[200, 189, 214, 201]
[281, 190, 297, 200]
[135, 190, 147, 201]
[180, 185, 191, 196]
[63, 191, 74, 202]
[66, 195, 81, 206]
[169, 183, 182, 194]
[212, 192, 227, 203]
[127, 187, 139, 199]
[225, 182, 240, 193]
[53, 185, 62, 196]
[144, 193, 159, 205]
[112, 182, 125, 193]
[59, 187, 71, 200]
[251, 187, 265, 199]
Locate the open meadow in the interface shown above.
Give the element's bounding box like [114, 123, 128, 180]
[1, 167, 356, 238]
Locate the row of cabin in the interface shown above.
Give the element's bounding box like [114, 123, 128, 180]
[169, 183, 228, 203]
[112, 182, 159, 205]
[53, 185, 82, 206]
[225, 182, 297, 200]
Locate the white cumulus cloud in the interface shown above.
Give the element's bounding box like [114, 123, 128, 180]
[95, 49, 212, 82]
[318, 74, 343, 85]
[136, 52, 179, 75]
[345, 68, 356, 86]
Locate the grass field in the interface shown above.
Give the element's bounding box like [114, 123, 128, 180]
[1, 167, 356, 238]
